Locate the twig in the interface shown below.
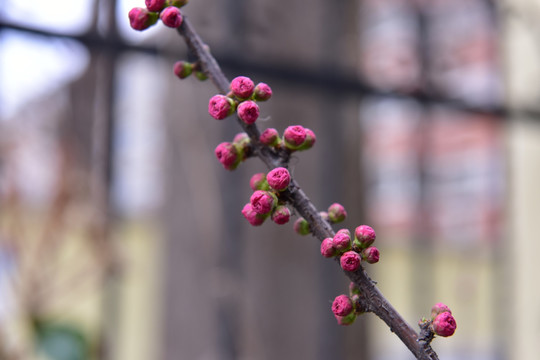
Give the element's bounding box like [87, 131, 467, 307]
[177, 16, 439, 360]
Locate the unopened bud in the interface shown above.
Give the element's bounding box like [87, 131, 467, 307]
[333, 231, 351, 253]
[283, 125, 307, 150]
[250, 190, 276, 215]
[241, 203, 266, 226]
[340, 251, 361, 272]
[353, 225, 376, 250]
[297, 128, 316, 151]
[266, 167, 291, 191]
[432, 312, 457, 337]
[294, 217, 310, 235]
[249, 173, 268, 191]
[431, 303, 452, 319]
[173, 61, 192, 79]
[253, 82, 272, 101]
[260, 128, 280, 146]
[230, 76, 255, 100]
[195, 71, 208, 81]
[160, 6, 183, 28]
[271, 205, 291, 225]
[237, 100, 260, 124]
[361, 246, 380, 264]
[208, 95, 236, 120]
[145, 0, 166, 12]
[320, 238, 336, 258]
[129, 7, 158, 31]
[332, 295, 354, 317]
[214, 142, 239, 170]
[328, 203, 347, 223]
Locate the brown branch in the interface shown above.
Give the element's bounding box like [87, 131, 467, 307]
[177, 15, 438, 360]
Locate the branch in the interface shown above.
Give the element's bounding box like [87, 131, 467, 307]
[177, 15, 439, 360]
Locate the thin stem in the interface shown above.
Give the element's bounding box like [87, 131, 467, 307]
[177, 15, 438, 360]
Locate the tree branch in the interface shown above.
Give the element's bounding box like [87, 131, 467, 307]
[177, 15, 439, 360]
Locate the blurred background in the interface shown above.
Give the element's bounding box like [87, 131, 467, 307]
[0, 0, 538, 359]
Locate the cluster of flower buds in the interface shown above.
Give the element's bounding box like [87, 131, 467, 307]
[320, 225, 379, 272]
[208, 76, 272, 123]
[129, 0, 188, 31]
[418, 303, 457, 337]
[293, 203, 347, 236]
[331, 282, 365, 326]
[259, 125, 316, 152]
[242, 167, 292, 226]
[214, 132, 251, 170]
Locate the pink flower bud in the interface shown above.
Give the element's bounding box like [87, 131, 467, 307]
[340, 251, 361, 272]
[297, 128, 316, 151]
[233, 132, 249, 145]
[283, 125, 307, 150]
[361, 246, 380, 264]
[431, 303, 452, 319]
[253, 82, 273, 101]
[266, 167, 291, 191]
[208, 95, 236, 120]
[328, 203, 347, 223]
[145, 0, 166, 12]
[353, 225, 376, 249]
[432, 312, 457, 337]
[250, 190, 276, 215]
[349, 282, 360, 296]
[214, 142, 239, 170]
[294, 217, 310, 235]
[241, 203, 266, 226]
[336, 228, 351, 237]
[332, 294, 354, 317]
[129, 7, 158, 31]
[334, 312, 356, 326]
[249, 173, 268, 191]
[173, 61, 192, 79]
[160, 6, 183, 27]
[260, 128, 280, 146]
[271, 205, 291, 225]
[333, 231, 351, 253]
[237, 100, 260, 124]
[230, 76, 255, 99]
[320, 237, 336, 258]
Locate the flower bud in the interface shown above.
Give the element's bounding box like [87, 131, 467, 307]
[214, 142, 239, 170]
[249, 173, 269, 191]
[431, 303, 452, 319]
[166, 0, 189, 7]
[230, 76, 255, 100]
[328, 203, 347, 223]
[333, 231, 351, 253]
[361, 246, 380, 264]
[250, 190, 276, 215]
[332, 295, 354, 317]
[432, 312, 457, 337]
[271, 205, 291, 225]
[297, 128, 316, 151]
[241, 203, 266, 226]
[253, 82, 272, 101]
[353, 225, 376, 250]
[340, 251, 361, 272]
[349, 282, 360, 296]
[283, 125, 307, 150]
[237, 100, 260, 124]
[266, 167, 291, 191]
[260, 128, 280, 146]
[320, 237, 336, 258]
[233, 132, 249, 145]
[293, 217, 310, 235]
[129, 7, 158, 31]
[160, 6, 183, 28]
[145, 0, 166, 12]
[335, 312, 356, 326]
[173, 61, 192, 79]
[195, 71, 208, 81]
[208, 95, 236, 120]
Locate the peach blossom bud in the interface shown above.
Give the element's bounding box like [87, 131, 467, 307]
[260, 128, 280, 146]
[361, 246, 380, 264]
[237, 100, 260, 124]
[328, 203, 347, 223]
[333, 231, 351, 253]
[129, 7, 158, 31]
[208, 95, 236, 120]
[266, 167, 290, 191]
[145, 0, 166, 12]
[283, 125, 307, 150]
[337, 228, 351, 237]
[340, 251, 361, 272]
[160, 6, 183, 28]
[353, 225, 376, 250]
[250, 190, 276, 215]
[173, 61, 192, 79]
[294, 217, 310, 235]
[332, 294, 354, 317]
[241, 203, 266, 226]
[297, 128, 316, 151]
[431, 303, 452, 319]
[432, 312, 457, 337]
[271, 205, 291, 225]
[253, 82, 272, 101]
[214, 142, 239, 170]
[230, 76, 255, 100]
[320, 237, 336, 258]
[249, 173, 268, 191]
